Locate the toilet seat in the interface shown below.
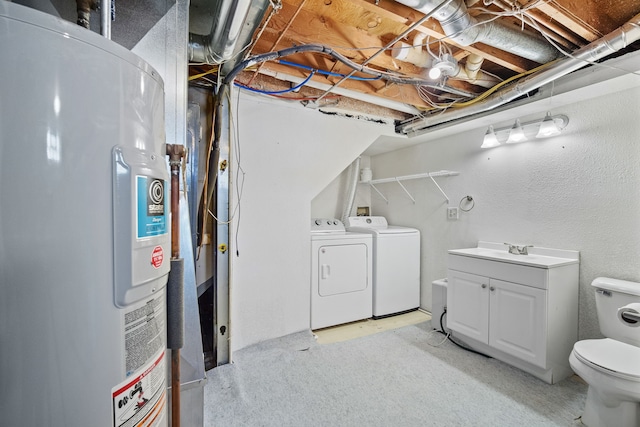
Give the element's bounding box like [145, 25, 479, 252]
[573, 338, 640, 382]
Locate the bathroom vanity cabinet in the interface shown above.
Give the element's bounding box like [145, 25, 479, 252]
[447, 242, 579, 384]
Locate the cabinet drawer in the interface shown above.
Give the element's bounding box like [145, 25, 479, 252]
[448, 254, 548, 289]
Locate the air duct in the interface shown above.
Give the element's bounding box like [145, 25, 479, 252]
[396, 12, 640, 135]
[189, 0, 270, 64]
[395, 0, 559, 64]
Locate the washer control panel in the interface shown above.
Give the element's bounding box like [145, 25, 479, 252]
[345, 216, 388, 229]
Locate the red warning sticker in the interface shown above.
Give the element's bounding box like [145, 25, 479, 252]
[151, 246, 163, 269]
[112, 350, 166, 427]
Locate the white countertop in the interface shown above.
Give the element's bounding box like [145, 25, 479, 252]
[448, 242, 579, 268]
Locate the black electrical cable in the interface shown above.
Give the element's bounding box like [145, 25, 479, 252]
[439, 309, 491, 358]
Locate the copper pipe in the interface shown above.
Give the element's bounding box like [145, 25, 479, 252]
[171, 351, 181, 427]
[166, 144, 185, 259]
[76, 0, 98, 28]
[165, 144, 185, 427]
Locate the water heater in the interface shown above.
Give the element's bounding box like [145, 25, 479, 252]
[0, 3, 169, 426]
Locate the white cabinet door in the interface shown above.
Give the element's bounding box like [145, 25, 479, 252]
[489, 278, 547, 368]
[447, 270, 490, 343]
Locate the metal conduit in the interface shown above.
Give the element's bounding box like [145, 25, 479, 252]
[189, 0, 270, 64]
[395, 0, 559, 63]
[396, 13, 640, 135]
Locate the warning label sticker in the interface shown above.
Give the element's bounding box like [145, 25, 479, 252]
[112, 350, 166, 427]
[136, 176, 167, 239]
[150, 246, 163, 269]
[124, 293, 165, 376]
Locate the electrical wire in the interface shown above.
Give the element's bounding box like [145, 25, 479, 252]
[278, 59, 382, 81]
[439, 309, 491, 358]
[234, 70, 316, 95]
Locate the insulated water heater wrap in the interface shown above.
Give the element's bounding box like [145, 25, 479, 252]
[0, 3, 170, 426]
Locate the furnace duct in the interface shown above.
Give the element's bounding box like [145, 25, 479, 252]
[394, 0, 560, 64]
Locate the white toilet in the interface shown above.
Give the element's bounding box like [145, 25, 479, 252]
[569, 277, 640, 427]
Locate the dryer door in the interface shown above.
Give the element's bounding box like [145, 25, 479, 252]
[318, 243, 368, 296]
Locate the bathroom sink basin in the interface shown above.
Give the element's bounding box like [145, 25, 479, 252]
[448, 243, 579, 268]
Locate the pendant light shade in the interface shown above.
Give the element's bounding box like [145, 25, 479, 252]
[481, 125, 500, 148]
[536, 112, 562, 137]
[506, 119, 527, 143]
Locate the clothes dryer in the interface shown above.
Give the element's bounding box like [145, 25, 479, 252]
[346, 216, 420, 318]
[310, 218, 372, 329]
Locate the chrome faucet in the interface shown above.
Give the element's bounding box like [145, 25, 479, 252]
[504, 243, 533, 255]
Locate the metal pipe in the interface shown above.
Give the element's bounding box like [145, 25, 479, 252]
[76, 0, 96, 29]
[189, 0, 270, 64]
[394, 0, 560, 63]
[397, 12, 640, 135]
[100, 0, 110, 39]
[166, 143, 185, 427]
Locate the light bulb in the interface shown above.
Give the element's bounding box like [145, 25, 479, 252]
[481, 125, 500, 148]
[428, 67, 442, 79]
[506, 119, 527, 143]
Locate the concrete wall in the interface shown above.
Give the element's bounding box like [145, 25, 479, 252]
[229, 91, 394, 352]
[369, 86, 640, 340]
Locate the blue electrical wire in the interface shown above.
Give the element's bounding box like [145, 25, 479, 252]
[278, 59, 382, 81]
[234, 70, 316, 95]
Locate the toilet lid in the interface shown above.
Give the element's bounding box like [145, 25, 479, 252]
[573, 338, 640, 381]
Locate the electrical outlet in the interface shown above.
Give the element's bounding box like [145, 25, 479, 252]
[447, 207, 459, 220]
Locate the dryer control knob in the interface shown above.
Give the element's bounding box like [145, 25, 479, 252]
[315, 219, 322, 226]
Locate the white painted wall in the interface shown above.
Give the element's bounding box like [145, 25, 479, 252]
[229, 91, 394, 352]
[369, 86, 640, 340]
[311, 156, 372, 219]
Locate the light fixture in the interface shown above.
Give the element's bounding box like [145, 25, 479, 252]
[480, 113, 569, 149]
[536, 112, 563, 137]
[506, 119, 527, 143]
[481, 125, 500, 148]
[428, 53, 459, 80]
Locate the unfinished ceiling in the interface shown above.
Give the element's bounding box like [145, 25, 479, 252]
[188, 0, 640, 131]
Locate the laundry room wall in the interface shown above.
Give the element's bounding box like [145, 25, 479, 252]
[230, 90, 395, 352]
[311, 156, 373, 219]
[369, 85, 640, 341]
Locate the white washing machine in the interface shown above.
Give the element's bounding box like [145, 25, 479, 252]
[346, 216, 420, 318]
[310, 218, 373, 330]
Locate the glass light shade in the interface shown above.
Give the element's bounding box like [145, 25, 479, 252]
[481, 125, 500, 148]
[506, 119, 527, 143]
[536, 113, 562, 138]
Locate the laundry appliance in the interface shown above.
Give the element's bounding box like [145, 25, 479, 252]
[346, 216, 420, 318]
[310, 218, 373, 329]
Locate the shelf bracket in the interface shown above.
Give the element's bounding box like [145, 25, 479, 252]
[395, 177, 416, 203]
[428, 174, 450, 203]
[369, 183, 388, 204]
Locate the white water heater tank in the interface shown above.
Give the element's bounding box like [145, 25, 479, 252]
[0, 3, 170, 426]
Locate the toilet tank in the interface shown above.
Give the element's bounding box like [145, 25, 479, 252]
[592, 277, 640, 347]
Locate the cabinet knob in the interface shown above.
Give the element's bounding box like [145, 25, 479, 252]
[490, 286, 495, 291]
[481, 284, 487, 289]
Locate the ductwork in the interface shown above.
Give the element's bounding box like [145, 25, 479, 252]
[396, 12, 640, 135]
[395, 0, 560, 64]
[189, 0, 270, 64]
